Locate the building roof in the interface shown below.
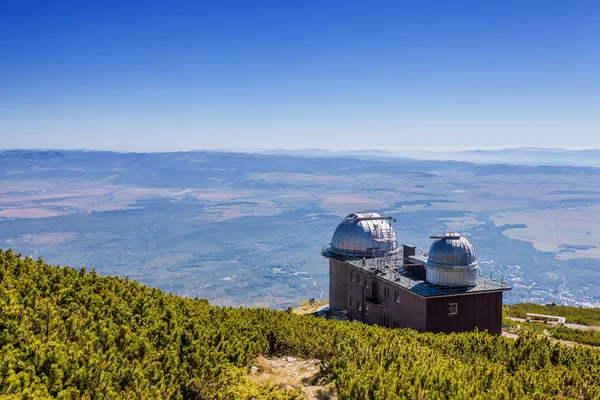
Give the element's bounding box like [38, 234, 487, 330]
[329, 212, 398, 258]
[428, 233, 477, 268]
[322, 247, 510, 298]
[427, 233, 479, 287]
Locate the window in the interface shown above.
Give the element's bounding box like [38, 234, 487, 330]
[395, 292, 400, 304]
[357, 301, 362, 311]
[449, 302, 458, 315]
[383, 315, 389, 327]
[350, 271, 355, 282]
[350, 297, 352, 307]
[358, 274, 362, 285]
[384, 287, 390, 299]
[371, 282, 378, 299]
[364, 277, 368, 287]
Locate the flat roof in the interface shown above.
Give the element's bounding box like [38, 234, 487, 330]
[322, 248, 511, 298]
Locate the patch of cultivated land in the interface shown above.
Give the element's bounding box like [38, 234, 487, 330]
[14, 232, 76, 245]
[320, 194, 387, 215]
[492, 206, 600, 259]
[0, 208, 64, 218]
[247, 172, 354, 186]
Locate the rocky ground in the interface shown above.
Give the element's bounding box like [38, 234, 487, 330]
[250, 355, 336, 400]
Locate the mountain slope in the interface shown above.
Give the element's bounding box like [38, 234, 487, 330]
[1, 249, 600, 399]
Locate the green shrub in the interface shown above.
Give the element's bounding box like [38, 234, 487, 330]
[1, 248, 600, 399]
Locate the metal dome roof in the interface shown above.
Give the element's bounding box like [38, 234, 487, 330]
[330, 212, 398, 258]
[426, 233, 478, 287]
[427, 233, 477, 267]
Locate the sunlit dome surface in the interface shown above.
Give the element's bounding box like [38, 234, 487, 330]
[330, 212, 398, 258]
[426, 233, 479, 287]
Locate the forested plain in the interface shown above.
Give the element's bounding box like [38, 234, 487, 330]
[2, 249, 600, 399]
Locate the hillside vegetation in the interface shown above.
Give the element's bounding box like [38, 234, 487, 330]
[2, 249, 600, 399]
[502, 315, 600, 348]
[551, 326, 600, 347]
[505, 302, 600, 326]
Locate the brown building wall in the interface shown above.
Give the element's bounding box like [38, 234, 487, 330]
[340, 260, 502, 335]
[381, 282, 427, 331]
[346, 267, 366, 322]
[346, 264, 427, 331]
[342, 261, 504, 335]
[329, 259, 349, 310]
[425, 291, 503, 335]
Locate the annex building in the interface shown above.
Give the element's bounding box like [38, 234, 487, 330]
[321, 212, 511, 335]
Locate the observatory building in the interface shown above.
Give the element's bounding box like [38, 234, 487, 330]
[322, 212, 511, 335]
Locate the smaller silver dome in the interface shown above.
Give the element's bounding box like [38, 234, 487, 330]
[426, 233, 478, 287]
[330, 212, 398, 258]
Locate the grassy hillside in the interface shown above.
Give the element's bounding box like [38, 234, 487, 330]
[2, 249, 600, 399]
[505, 303, 600, 326]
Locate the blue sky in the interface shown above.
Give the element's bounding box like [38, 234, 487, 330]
[1, 1, 599, 151]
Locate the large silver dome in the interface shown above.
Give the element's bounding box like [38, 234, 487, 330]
[426, 233, 478, 287]
[330, 212, 398, 258]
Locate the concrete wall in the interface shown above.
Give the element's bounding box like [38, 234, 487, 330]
[329, 259, 348, 310]
[425, 292, 503, 335]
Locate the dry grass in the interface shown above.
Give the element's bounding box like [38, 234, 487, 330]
[255, 355, 272, 374]
[314, 385, 337, 400]
[250, 355, 337, 400]
[293, 300, 329, 315]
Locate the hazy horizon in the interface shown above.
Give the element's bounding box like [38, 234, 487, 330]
[2, 146, 600, 154]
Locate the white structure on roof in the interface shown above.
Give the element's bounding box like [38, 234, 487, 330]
[426, 232, 479, 287]
[330, 212, 398, 258]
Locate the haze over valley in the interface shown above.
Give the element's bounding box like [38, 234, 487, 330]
[1, 149, 599, 309]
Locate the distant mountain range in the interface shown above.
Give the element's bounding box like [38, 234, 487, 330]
[437, 148, 600, 167]
[3, 147, 599, 167]
[250, 147, 600, 167]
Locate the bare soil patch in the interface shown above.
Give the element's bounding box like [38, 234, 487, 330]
[293, 300, 329, 315]
[251, 355, 336, 400]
